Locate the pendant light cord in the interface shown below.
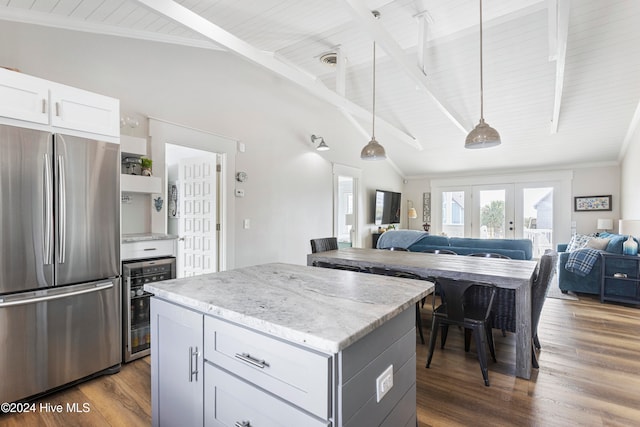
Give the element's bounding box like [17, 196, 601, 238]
[479, 0, 484, 121]
[372, 41, 376, 139]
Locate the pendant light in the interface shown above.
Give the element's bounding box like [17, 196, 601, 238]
[465, 0, 501, 149]
[361, 33, 386, 160]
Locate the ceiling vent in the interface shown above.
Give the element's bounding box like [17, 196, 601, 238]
[319, 52, 338, 67]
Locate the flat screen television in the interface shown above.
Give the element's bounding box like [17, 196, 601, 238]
[373, 189, 402, 225]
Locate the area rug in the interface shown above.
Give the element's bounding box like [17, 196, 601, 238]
[547, 277, 579, 301]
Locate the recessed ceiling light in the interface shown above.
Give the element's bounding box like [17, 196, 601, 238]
[319, 52, 338, 67]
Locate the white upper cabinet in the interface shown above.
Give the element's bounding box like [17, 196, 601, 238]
[50, 84, 119, 137]
[0, 67, 49, 125]
[0, 67, 119, 138]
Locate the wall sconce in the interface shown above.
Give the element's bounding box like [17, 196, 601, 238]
[311, 134, 330, 151]
[407, 200, 418, 229]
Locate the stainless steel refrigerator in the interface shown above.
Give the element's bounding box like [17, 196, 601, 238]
[0, 123, 121, 403]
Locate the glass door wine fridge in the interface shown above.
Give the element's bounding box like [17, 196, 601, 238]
[122, 257, 176, 362]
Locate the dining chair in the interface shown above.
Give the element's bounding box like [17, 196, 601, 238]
[421, 249, 458, 255]
[426, 278, 497, 386]
[530, 249, 559, 368]
[418, 249, 456, 308]
[310, 237, 338, 253]
[468, 252, 511, 259]
[464, 250, 559, 368]
[368, 267, 428, 345]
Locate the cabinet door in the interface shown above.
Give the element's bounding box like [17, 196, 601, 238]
[151, 298, 204, 427]
[0, 68, 49, 124]
[50, 83, 119, 137]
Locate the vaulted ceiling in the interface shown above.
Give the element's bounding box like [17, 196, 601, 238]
[3, 0, 640, 176]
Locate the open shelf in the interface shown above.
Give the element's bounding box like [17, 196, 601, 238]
[121, 174, 161, 193]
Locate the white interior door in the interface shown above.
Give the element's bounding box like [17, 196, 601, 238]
[178, 155, 217, 277]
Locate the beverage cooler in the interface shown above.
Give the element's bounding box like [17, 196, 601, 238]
[122, 257, 176, 362]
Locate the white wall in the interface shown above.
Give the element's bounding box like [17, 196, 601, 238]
[621, 125, 640, 219]
[570, 165, 620, 235]
[0, 21, 402, 268]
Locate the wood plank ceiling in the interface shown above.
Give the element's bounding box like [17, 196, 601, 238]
[2, 0, 640, 176]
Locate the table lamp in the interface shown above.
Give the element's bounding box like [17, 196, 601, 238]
[597, 218, 613, 233]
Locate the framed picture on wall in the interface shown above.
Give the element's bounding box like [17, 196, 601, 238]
[574, 195, 612, 211]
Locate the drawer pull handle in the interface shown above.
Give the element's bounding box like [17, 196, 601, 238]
[144, 248, 157, 251]
[235, 421, 251, 427]
[235, 352, 269, 369]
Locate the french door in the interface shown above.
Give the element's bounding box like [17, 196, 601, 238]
[439, 183, 555, 258]
[472, 185, 515, 239]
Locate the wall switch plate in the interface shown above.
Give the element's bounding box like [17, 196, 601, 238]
[375, 365, 393, 403]
[243, 219, 250, 229]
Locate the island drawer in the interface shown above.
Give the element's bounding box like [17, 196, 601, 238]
[204, 315, 332, 419]
[204, 363, 330, 427]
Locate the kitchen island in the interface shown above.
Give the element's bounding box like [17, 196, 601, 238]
[144, 262, 433, 427]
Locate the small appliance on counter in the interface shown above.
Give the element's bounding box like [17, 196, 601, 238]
[122, 257, 176, 362]
[121, 156, 142, 175]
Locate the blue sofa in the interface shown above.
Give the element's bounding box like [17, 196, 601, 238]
[376, 231, 533, 260]
[557, 232, 638, 297]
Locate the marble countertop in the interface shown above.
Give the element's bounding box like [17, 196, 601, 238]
[144, 263, 433, 354]
[122, 233, 178, 243]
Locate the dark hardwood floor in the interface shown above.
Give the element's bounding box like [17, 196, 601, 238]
[2, 293, 639, 426]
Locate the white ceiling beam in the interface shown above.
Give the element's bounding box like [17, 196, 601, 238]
[618, 98, 640, 162]
[550, 0, 570, 134]
[335, 47, 347, 97]
[547, 0, 558, 61]
[341, 0, 470, 135]
[133, 0, 420, 151]
[0, 6, 223, 51]
[415, 11, 433, 74]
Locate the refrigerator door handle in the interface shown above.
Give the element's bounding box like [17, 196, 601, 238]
[57, 154, 67, 264]
[0, 281, 113, 308]
[43, 153, 53, 265]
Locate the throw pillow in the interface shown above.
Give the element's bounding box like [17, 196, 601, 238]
[566, 233, 593, 252]
[586, 237, 610, 250]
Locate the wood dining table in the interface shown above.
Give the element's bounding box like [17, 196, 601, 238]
[307, 247, 539, 380]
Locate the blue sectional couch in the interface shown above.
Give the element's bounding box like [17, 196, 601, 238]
[557, 232, 638, 296]
[376, 230, 533, 260]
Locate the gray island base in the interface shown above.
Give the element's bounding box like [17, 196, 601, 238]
[144, 262, 433, 427]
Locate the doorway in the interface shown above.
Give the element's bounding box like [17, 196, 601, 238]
[333, 164, 362, 248]
[149, 118, 237, 273]
[472, 184, 515, 239]
[166, 145, 219, 278]
[433, 171, 570, 259]
[336, 176, 354, 248]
